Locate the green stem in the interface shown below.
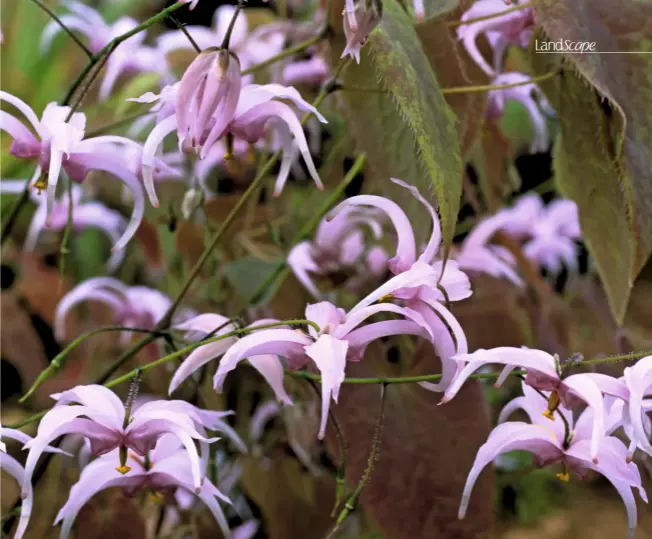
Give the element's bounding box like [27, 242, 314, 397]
[447, 1, 532, 28]
[168, 14, 202, 53]
[58, 180, 75, 282]
[62, 1, 187, 106]
[104, 320, 319, 388]
[241, 33, 323, 76]
[327, 383, 387, 538]
[1, 183, 31, 246]
[221, 1, 244, 50]
[245, 153, 366, 307]
[86, 110, 154, 137]
[441, 70, 559, 96]
[19, 326, 175, 403]
[30, 0, 93, 58]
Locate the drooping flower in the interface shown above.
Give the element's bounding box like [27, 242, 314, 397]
[0, 428, 69, 539]
[22, 385, 244, 496]
[55, 434, 232, 539]
[457, 0, 535, 76]
[215, 301, 434, 439]
[54, 277, 177, 343]
[453, 212, 522, 287]
[342, 0, 383, 63]
[328, 178, 471, 391]
[0, 180, 126, 271]
[486, 72, 554, 154]
[460, 382, 648, 539]
[137, 82, 326, 199]
[442, 347, 630, 461]
[499, 194, 582, 273]
[622, 356, 652, 458]
[0, 92, 146, 250]
[40, 1, 166, 100]
[168, 314, 293, 406]
[287, 205, 388, 299]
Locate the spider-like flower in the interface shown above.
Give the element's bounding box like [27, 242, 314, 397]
[0, 92, 146, 250]
[55, 434, 233, 539]
[457, 0, 535, 76]
[215, 301, 434, 439]
[136, 81, 325, 201]
[0, 180, 126, 271]
[168, 314, 293, 406]
[500, 194, 582, 273]
[328, 179, 471, 391]
[288, 206, 389, 299]
[22, 385, 244, 496]
[486, 72, 554, 154]
[442, 347, 630, 462]
[54, 277, 177, 344]
[40, 1, 165, 101]
[342, 0, 383, 63]
[460, 382, 648, 539]
[453, 212, 522, 287]
[0, 428, 68, 539]
[622, 356, 652, 458]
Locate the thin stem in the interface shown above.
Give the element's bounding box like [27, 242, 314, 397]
[19, 326, 175, 403]
[58, 180, 75, 282]
[241, 33, 323, 76]
[327, 383, 387, 538]
[62, 1, 187, 106]
[447, 1, 532, 28]
[168, 14, 202, 53]
[441, 70, 559, 96]
[1, 183, 31, 246]
[30, 0, 93, 58]
[104, 320, 319, 388]
[221, 1, 244, 50]
[86, 111, 154, 137]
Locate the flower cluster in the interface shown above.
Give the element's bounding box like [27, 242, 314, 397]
[458, 0, 553, 154]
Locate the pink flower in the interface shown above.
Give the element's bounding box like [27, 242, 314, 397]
[342, 0, 382, 63]
[442, 347, 630, 461]
[40, 2, 166, 101]
[54, 277, 177, 343]
[498, 194, 582, 273]
[0, 92, 146, 250]
[55, 434, 232, 539]
[486, 72, 553, 154]
[282, 56, 329, 87]
[287, 206, 388, 299]
[216, 301, 435, 439]
[460, 382, 648, 539]
[622, 356, 652, 458]
[0, 180, 127, 271]
[1, 428, 68, 539]
[137, 82, 326, 198]
[181, 0, 202, 9]
[413, 0, 425, 21]
[453, 213, 522, 286]
[168, 314, 293, 406]
[22, 386, 243, 496]
[457, 0, 535, 76]
[329, 179, 471, 391]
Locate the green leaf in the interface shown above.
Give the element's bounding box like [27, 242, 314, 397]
[223, 256, 284, 304]
[531, 0, 652, 321]
[328, 0, 463, 250]
[530, 46, 633, 324]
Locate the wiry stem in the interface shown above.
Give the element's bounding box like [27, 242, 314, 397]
[327, 383, 387, 538]
[221, 0, 245, 50]
[441, 70, 559, 95]
[30, 0, 93, 58]
[168, 14, 202, 53]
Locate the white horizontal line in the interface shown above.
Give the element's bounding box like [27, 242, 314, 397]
[535, 51, 652, 54]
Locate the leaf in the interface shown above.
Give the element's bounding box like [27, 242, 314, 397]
[531, 0, 652, 321]
[325, 342, 493, 539]
[224, 256, 283, 301]
[327, 0, 463, 250]
[416, 2, 491, 157]
[241, 455, 334, 539]
[529, 46, 634, 324]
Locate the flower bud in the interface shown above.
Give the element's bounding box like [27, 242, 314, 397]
[341, 0, 383, 63]
[181, 187, 204, 220]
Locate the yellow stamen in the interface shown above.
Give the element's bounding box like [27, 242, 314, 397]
[115, 464, 132, 475]
[542, 409, 556, 421]
[555, 472, 569, 482]
[148, 491, 164, 503]
[223, 152, 233, 161]
[33, 176, 48, 193]
[377, 294, 393, 303]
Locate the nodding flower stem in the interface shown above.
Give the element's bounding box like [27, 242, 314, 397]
[221, 0, 244, 50]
